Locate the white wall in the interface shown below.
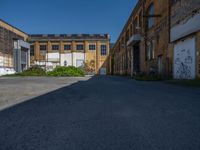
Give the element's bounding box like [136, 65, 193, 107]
[72, 52, 85, 67]
[33, 52, 86, 71]
[60, 53, 72, 66]
[0, 67, 15, 76]
[173, 37, 196, 79]
[60, 52, 85, 67]
[171, 13, 200, 42]
[46, 53, 60, 62]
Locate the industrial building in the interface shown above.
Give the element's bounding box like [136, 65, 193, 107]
[110, 0, 200, 79]
[0, 19, 110, 75]
[0, 19, 30, 75]
[28, 34, 110, 75]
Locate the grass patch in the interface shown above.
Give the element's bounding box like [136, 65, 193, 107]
[47, 66, 85, 77]
[167, 79, 200, 87]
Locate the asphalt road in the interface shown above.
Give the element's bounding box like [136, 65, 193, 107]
[0, 76, 200, 150]
[0, 77, 88, 110]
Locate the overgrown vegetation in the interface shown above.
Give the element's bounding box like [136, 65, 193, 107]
[133, 73, 164, 81]
[3, 66, 85, 77]
[3, 65, 47, 77]
[47, 66, 85, 77]
[19, 65, 47, 76]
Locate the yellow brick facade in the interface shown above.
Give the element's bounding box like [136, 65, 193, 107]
[110, 0, 200, 79]
[29, 34, 110, 74]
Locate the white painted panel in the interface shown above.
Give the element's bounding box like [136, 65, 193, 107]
[47, 53, 59, 62]
[173, 37, 196, 79]
[72, 52, 85, 67]
[0, 67, 15, 76]
[60, 53, 72, 66]
[171, 13, 200, 42]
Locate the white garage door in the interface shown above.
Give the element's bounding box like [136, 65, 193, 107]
[174, 37, 196, 79]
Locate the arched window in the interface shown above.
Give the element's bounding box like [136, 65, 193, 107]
[148, 3, 155, 29]
[64, 60, 67, 66]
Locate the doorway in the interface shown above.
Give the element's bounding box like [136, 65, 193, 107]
[158, 55, 163, 75]
[133, 44, 140, 73]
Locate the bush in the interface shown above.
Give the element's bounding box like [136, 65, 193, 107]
[47, 66, 85, 77]
[18, 65, 46, 76]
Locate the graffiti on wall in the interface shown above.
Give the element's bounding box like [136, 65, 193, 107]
[174, 49, 193, 79]
[174, 38, 196, 79]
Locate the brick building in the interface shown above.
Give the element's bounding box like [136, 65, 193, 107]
[111, 0, 200, 79]
[0, 20, 30, 75]
[29, 34, 110, 75]
[111, 0, 171, 77]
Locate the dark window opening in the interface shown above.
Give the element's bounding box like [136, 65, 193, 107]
[52, 45, 59, 51]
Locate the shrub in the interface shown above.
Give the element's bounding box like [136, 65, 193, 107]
[47, 66, 85, 77]
[18, 65, 46, 76]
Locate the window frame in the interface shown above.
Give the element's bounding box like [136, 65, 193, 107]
[147, 3, 155, 29]
[64, 44, 71, 51]
[39, 45, 47, 51]
[52, 45, 59, 51]
[101, 45, 107, 56]
[89, 44, 96, 51]
[76, 44, 84, 51]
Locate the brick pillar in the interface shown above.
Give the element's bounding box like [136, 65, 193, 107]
[35, 41, 40, 61]
[60, 41, 64, 54]
[84, 41, 88, 53]
[47, 41, 51, 52]
[72, 41, 76, 52]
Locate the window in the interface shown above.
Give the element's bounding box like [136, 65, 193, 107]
[40, 45, 47, 51]
[30, 45, 34, 56]
[89, 44, 96, 50]
[147, 41, 154, 60]
[52, 45, 59, 51]
[76, 44, 84, 50]
[64, 44, 71, 50]
[101, 45, 107, 56]
[148, 3, 155, 29]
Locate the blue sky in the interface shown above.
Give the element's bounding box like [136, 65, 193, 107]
[1, 0, 137, 42]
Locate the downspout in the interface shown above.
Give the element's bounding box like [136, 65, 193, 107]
[143, 0, 147, 73]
